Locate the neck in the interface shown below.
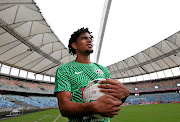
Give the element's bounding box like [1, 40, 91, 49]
[75, 53, 91, 64]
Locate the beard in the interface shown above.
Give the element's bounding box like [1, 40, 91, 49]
[85, 49, 93, 54]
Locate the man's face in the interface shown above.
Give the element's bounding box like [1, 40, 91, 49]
[73, 32, 93, 55]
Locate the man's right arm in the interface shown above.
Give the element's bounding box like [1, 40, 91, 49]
[57, 91, 122, 118]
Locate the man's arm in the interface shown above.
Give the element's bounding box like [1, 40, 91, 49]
[56, 91, 122, 118]
[98, 78, 130, 103]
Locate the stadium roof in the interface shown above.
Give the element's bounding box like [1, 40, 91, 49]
[108, 31, 180, 79]
[0, 0, 180, 80]
[0, 0, 75, 77]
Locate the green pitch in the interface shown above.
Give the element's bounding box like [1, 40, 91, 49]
[1, 103, 180, 122]
[110, 103, 180, 122]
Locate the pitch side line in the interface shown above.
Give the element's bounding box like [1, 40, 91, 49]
[53, 114, 61, 122]
[34, 115, 49, 122]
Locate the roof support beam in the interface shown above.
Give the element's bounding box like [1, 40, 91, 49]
[94, 0, 112, 63]
[0, 18, 63, 65]
[111, 47, 180, 75]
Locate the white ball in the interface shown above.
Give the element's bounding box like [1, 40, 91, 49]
[83, 78, 107, 118]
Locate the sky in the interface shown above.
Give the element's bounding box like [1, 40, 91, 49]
[35, 0, 180, 67]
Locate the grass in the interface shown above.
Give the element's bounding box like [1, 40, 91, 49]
[110, 103, 180, 122]
[1, 109, 68, 122]
[1, 103, 180, 122]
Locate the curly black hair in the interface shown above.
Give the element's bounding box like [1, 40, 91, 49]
[68, 27, 93, 55]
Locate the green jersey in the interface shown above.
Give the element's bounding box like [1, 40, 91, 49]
[54, 60, 111, 122]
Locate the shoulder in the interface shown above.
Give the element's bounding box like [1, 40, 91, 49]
[92, 62, 107, 69]
[57, 61, 74, 72]
[92, 62, 110, 72]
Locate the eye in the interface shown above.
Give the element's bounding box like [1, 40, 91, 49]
[82, 36, 94, 41]
[82, 36, 87, 39]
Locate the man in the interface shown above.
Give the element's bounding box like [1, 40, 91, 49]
[54, 27, 129, 122]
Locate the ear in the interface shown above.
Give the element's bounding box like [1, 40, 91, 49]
[71, 42, 77, 50]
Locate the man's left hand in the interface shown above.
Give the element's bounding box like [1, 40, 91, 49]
[98, 78, 129, 100]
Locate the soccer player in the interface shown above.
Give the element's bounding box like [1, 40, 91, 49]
[54, 27, 129, 122]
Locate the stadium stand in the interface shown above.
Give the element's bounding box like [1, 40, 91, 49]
[124, 92, 180, 105]
[125, 76, 180, 93]
[0, 73, 57, 117]
[0, 74, 54, 94]
[122, 76, 180, 105]
[1, 73, 179, 111]
[0, 96, 14, 109]
[3, 95, 58, 108]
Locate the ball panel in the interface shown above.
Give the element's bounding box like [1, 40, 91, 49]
[83, 78, 107, 118]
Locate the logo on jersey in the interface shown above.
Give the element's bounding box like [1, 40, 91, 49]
[94, 69, 104, 74]
[75, 71, 83, 74]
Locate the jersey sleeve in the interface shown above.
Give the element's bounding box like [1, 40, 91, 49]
[54, 66, 71, 94]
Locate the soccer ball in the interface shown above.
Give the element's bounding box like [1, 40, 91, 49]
[83, 78, 107, 118]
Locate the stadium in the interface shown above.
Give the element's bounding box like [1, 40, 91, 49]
[0, 0, 180, 122]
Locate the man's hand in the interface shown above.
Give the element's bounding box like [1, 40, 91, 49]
[92, 94, 122, 118]
[98, 78, 129, 101]
[56, 91, 121, 118]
